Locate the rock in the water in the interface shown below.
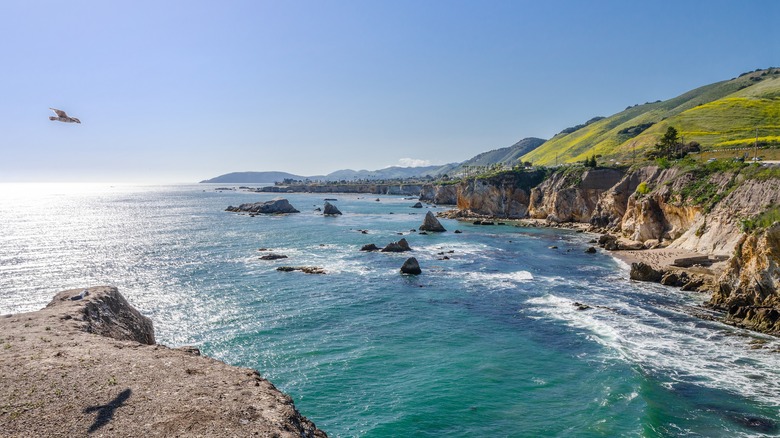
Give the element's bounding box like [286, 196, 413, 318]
[360, 243, 380, 251]
[226, 197, 300, 214]
[276, 266, 326, 274]
[630, 262, 663, 282]
[259, 254, 288, 260]
[400, 257, 422, 275]
[585, 247, 597, 254]
[323, 201, 342, 215]
[454, 230, 462, 234]
[381, 238, 412, 252]
[419, 211, 446, 232]
[411, 202, 423, 208]
[573, 302, 591, 311]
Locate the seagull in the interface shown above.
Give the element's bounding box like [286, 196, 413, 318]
[49, 108, 81, 124]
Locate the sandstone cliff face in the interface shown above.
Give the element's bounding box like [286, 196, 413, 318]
[0, 286, 327, 437]
[419, 184, 458, 205]
[449, 170, 548, 218]
[670, 178, 780, 255]
[528, 168, 624, 222]
[711, 224, 780, 333]
[457, 178, 530, 218]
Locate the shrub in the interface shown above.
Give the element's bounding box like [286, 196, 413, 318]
[655, 157, 672, 169]
[741, 205, 780, 232]
[636, 182, 650, 195]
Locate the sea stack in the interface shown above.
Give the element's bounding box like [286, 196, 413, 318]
[381, 238, 412, 252]
[419, 211, 446, 232]
[323, 201, 342, 215]
[400, 257, 422, 275]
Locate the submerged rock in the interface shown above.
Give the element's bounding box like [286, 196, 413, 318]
[400, 257, 422, 275]
[419, 211, 446, 232]
[259, 254, 288, 260]
[573, 302, 591, 311]
[276, 266, 326, 274]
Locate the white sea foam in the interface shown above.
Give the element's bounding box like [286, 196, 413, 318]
[453, 270, 534, 290]
[526, 293, 780, 407]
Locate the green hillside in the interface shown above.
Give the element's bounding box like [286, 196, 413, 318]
[445, 137, 546, 175]
[522, 68, 780, 166]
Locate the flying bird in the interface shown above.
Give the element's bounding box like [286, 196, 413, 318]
[49, 108, 81, 124]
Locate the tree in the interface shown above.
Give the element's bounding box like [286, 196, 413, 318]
[654, 126, 679, 158]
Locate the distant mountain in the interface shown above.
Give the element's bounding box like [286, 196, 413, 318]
[200, 171, 311, 184]
[199, 139, 545, 183]
[523, 67, 780, 166]
[200, 165, 460, 184]
[325, 165, 455, 181]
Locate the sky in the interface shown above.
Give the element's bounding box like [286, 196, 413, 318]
[1, 1, 778, 183]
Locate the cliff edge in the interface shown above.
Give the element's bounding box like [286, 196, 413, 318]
[0, 286, 327, 437]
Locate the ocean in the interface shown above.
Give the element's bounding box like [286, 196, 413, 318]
[1, 183, 779, 437]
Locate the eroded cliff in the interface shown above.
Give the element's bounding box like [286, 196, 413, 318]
[448, 164, 780, 333]
[711, 224, 780, 333]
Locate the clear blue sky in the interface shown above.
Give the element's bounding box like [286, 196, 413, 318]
[1, 0, 777, 182]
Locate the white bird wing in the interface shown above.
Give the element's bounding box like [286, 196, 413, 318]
[50, 108, 68, 118]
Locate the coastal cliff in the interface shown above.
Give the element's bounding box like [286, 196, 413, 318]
[444, 170, 548, 218]
[446, 164, 780, 333]
[712, 224, 780, 333]
[0, 286, 326, 437]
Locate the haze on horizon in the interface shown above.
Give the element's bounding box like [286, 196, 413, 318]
[1, 0, 777, 183]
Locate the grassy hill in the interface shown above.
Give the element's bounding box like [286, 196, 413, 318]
[522, 68, 780, 166]
[444, 137, 546, 175]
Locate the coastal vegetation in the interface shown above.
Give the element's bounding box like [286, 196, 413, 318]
[521, 68, 780, 166]
[741, 205, 780, 232]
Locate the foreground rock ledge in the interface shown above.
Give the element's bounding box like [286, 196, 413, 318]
[0, 286, 326, 437]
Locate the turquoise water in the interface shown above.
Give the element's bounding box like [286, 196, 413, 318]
[1, 183, 779, 437]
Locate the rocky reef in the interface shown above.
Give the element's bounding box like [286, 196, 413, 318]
[0, 286, 326, 437]
[226, 197, 300, 214]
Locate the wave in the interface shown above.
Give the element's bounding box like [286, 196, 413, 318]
[525, 293, 780, 408]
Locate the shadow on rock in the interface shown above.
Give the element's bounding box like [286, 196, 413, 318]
[84, 388, 131, 433]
